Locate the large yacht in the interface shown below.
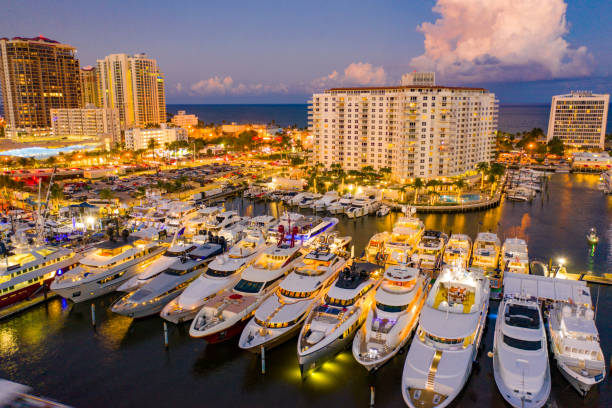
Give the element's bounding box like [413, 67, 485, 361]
[364, 232, 391, 264]
[189, 243, 304, 342]
[442, 234, 472, 268]
[51, 228, 165, 303]
[161, 222, 271, 323]
[402, 265, 490, 408]
[384, 216, 425, 265]
[165, 201, 199, 234]
[412, 230, 448, 271]
[327, 193, 353, 215]
[297, 261, 383, 375]
[493, 296, 550, 408]
[548, 301, 605, 396]
[267, 213, 338, 246]
[238, 245, 349, 351]
[501, 238, 529, 274]
[313, 191, 340, 211]
[345, 195, 380, 218]
[353, 264, 429, 372]
[200, 211, 242, 234]
[471, 232, 502, 295]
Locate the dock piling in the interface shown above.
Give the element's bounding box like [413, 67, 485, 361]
[369, 386, 375, 407]
[261, 346, 266, 374]
[351, 245, 355, 258]
[90, 304, 96, 327]
[163, 322, 169, 348]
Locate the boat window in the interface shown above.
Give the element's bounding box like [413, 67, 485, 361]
[376, 302, 408, 313]
[234, 279, 264, 293]
[165, 267, 190, 276]
[280, 288, 313, 298]
[505, 304, 540, 329]
[205, 267, 234, 278]
[324, 294, 355, 307]
[502, 334, 542, 351]
[425, 332, 464, 345]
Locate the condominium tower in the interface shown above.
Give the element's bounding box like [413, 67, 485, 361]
[80, 66, 100, 107]
[50, 105, 121, 145]
[97, 53, 166, 129]
[309, 85, 498, 181]
[547, 91, 609, 149]
[0, 36, 81, 138]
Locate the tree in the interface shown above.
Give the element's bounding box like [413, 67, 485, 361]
[380, 167, 392, 182]
[49, 182, 63, 211]
[147, 138, 158, 160]
[454, 178, 467, 198]
[547, 136, 565, 156]
[412, 178, 424, 204]
[99, 188, 114, 200]
[476, 162, 489, 189]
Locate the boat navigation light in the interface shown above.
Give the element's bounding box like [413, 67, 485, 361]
[557, 257, 566, 266]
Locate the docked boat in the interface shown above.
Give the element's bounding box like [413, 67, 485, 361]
[493, 296, 550, 408]
[327, 193, 353, 215]
[238, 245, 349, 351]
[501, 238, 529, 274]
[364, 232, 391, 264]
[297, 261, 383, 374]
[165, 201, 199, 234]
[548, 301, 605, 396]
[353, 264, 429, 371]
[376, 205, 390, 217]
[161, 221, 271, 323]
[298, 193, 321, 209]
[471, 232, 502, 295]
[0, 378, 72, 408]
[442, 234, 472, 268]
[313, 191, 340, 211]
[267, 213, 338, 246]
[200, 211, 242, 234]
[189, 242, 304, 342]
[345, 195, 380, 219]
[50, 228, 165, 303]
[383, 216, 425, 265]
[402, 265, 489, 408]
[412, 230, 448, 271]
[586, 227, 599, 245]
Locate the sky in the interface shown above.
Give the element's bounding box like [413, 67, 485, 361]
[3, 0, 612, 104]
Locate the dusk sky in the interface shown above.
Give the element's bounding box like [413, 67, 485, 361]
[5, 0, 611, 104]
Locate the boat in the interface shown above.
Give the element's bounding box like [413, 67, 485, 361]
[238, 245, 349, 351]
[0, 378, 72, 408]
[200, 210, 241, 234]
[288, 192, 310, 206]
[529, 260, 549, 277]
[548, 301, 605, 396]
[401, 265, 490, 408]
[383, 216, 425, 265]
[501, 238, 529, 274]
[189, 242, 304, 342]
[412, 230, 448, 271]
[267, 213, 338, 246]
[165, 201, 199, 234]
[313, 191, 340, 211]
[471, 232, 502, 296]
[376, 205, 390, 217]
[328, 193, 353, 215]
[442, 234, 472, 268]
[364, 232, 391, 264]
[50, 228, 165, 303]
[305, 231, 352, 254]
[298, 193, 320, 209]
[352, 264, 429, 371]
[161, 220, 272, 323]
[586, 228, 599, 245]
[111, 240, 223, 318]
[345, 195, 380, 218]
[493, 296, 550, 408]
[297, 261, 383, 375]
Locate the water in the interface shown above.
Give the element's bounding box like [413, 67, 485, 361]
[168, 103, 612, 134]
[0, 144, 98, 158]
[1, 174, 611, 407]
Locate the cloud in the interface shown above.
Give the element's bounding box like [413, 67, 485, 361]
[175, 82, 183, 93]
[411, 0, 594, 83]
[189, 76, 288, 96]
[313, 62, 387, 89]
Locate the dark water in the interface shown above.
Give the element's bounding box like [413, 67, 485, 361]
[1, 174, 611, 407]
[168, 103, 612, 134]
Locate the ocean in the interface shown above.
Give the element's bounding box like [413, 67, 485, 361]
[168, 103, 612, 135]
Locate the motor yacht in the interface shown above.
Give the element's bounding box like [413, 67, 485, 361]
[305, 232, 352, 255]
[267, 213, 338, 246]
[313, 191, 340, 211]
[327, 193, 353, 215]
[201, 211, 242, 234]
[364, 232, 391, 264]
[161, 224, 271, 323]
[238, 245, 349, 351]
[384, 217, 425, 265]
[353, 264, 429, 372]
[51, 228, 165, 303]
[548, 301, 605, 396]
[297, 261, 383, 374]
[298, 193, 321, 209]
[471, 232, 502, 295]
[493, 296, 550, 408]
[189, 243, 304, 342]
[165, 201, 199, 234]
[217, 216, 252, 246]
[412, 230, 448, 271]
[402, 265, 489, 408]
[501, 238, 529, 274]
[288, 192, 310, 206]
[442, 234, 472, 268]
[345, 195, 380, 218]
[376, 205, 390, 217]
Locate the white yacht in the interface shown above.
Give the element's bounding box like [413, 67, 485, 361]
[238, 246, 349, 351]
[217, 216, 251, 246]
[501, 238, 529, 274]
[346, 195, 380, 218]
[402, 265, 489, 408]
[189, 243, 304, 342]
[297, 261, 383, 375]
[165, 201, 199, 234]
[201, 211, 242, 234]
[412, 230, 448, 271]
[471, 232, 502, 295]
[267, 213, 338, 246]
[384, 216, 425, 265]
[493, 296, 550, 408]
[327, 193, 353, 215]
[442, 234, 472, 268]
[548, 301, 605, 396]
[364, 232, 392, 264]
[353, 265, 429, 372]
[297, 193, 321, 209]
[161, 223, 271, 324]
[288, 192, 310, 206]
[51, 228, 165, 303]
[313, 191, 339, 211]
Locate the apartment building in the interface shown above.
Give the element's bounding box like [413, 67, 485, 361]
[401, 72, 435, 86]
[80, 66, 100, 107]
[171, 110, 198, 128]
[50, 105, 121, 145]
[124, 124, 187, 150]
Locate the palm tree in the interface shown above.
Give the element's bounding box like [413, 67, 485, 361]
[454, 178, 468, 201]
[476, 162, 489, 189]
[412, 178, 424, 204]
[147, 138, 158, 160]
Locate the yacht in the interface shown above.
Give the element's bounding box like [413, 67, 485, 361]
[471, 232, 502, 295]
[50, 228, 165, 303]
[327, 193, 353, 215]
[501, 238, 529, 274]
[364, 232, 391, 264]
[238, 245, 349, 351]
[117, 242, 197, 292]
[201, 211, 242, 234]
[0, 379, 72, 408]
[110, 241, 222, 318]
[266, 212, 304, 243]
[493, 296, 550, 408]
[288, 192, 310, 206]
[298, 193, 321, 209]
[165, 201, 198, 234]
[548, 301, 605, 396]
[412, 230, 448, 271]
[161, 224, 271, 323]
[443, 234, 472, 268]
[217, 216, 252, 246]
[346, 195, 380, 218]
[313, 191, 340, 211]
[402, 265, 489, 408]
[384, 217, 425, 265]
[376, 205, 390, 217]
[267, 213, 338, 246]
[353, 264, 429, 372]
[297, 261, 383, 374]
[189, 243, 304, 342]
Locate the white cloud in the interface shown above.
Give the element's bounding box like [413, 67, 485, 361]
[189, 76, 288, 96]
[411, 0, 593, 83]
[175, 82, 183, 93]
[313, 62, 387, 89]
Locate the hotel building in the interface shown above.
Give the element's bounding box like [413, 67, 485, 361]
[80, 66, 100, 107]
[50, 105, 121, 145]
[171, 110, 198, 128]
[309, 85, 498, 181]
[547, 91, 609, 149]
[125, 124, 187, 150]
[97, 53, 166, 129]
[0, 36, 81, 138]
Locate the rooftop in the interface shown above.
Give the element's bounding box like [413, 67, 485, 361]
[324, 85, 488, 92]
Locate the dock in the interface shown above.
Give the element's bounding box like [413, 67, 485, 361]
[384, 193, 502, 214]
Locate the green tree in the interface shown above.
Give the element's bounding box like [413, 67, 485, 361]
[147, 138, 158, 160]
[547, 136, 565, 156]
[412, 178, 424, 204]
[99, 188, 114, 200]
[476, 162, 489, 189]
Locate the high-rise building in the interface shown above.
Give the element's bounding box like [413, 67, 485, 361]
[125, 124, 187, 150]
[80, 66, 100, 107]
[97, 53, 166, 129]
[50, 105, 121, 145]
[547, 91, 609, 150]
[0, 36, 81, 138]
[309, 84, 498, 181]
[401, 72, 435, 86]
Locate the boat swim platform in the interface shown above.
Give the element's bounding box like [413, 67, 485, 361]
[503, 272, 592, 305]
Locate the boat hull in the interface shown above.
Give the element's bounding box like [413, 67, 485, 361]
[298, 330, 356, 375]
[112, 291, 182, 319]
[493, 352, 551, 408]
[202, 320, 248, 343]
[0, 277, 55, 319]
[240, 321, 302, 352]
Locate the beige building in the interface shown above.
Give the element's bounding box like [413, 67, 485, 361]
[97, 53, 166, 129]
[80, 66, 100, 107]
[0, 36, 81, 138]
[171, 110, 198, 128]
[50, 105, 121, 145]
[309, 84, 498, 181]
[125, 124, 187, 150]
[547, 91, 609, 149]
[401, 72, 435, 86]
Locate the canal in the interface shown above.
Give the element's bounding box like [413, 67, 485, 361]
[0, 173, 610, 407]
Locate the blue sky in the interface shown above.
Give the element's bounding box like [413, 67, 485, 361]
[3, 0, 611, 103]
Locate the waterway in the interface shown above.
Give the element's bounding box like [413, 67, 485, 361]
[0, 174, 611, 407]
